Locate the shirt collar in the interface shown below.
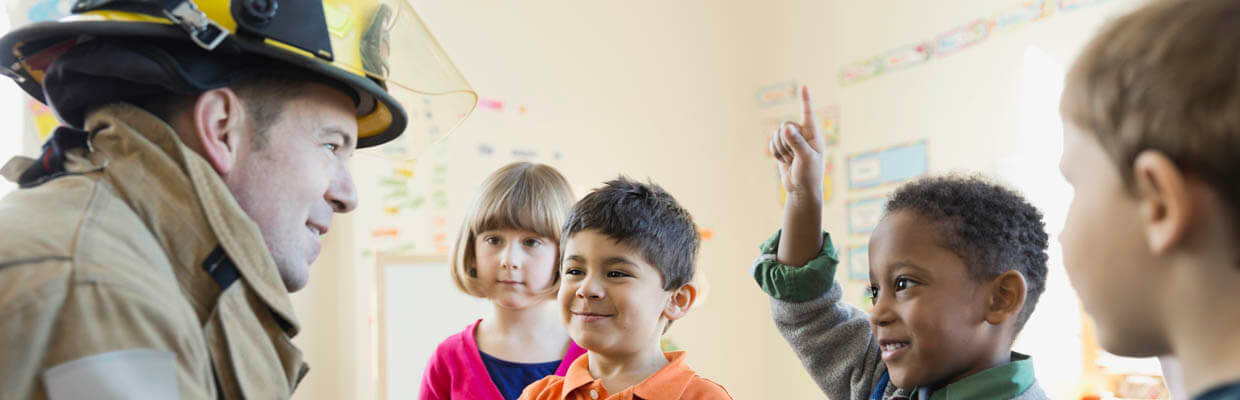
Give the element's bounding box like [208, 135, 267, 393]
[561, 351, 697, 400]
[926, 352, 1036, 400]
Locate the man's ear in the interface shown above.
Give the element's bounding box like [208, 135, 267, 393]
[191, 88, 248, 176]
[663, 282, 698, 322]
[984, 270, 1027, 326]
[1132, 150, 1194, 254]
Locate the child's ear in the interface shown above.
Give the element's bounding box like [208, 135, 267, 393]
[663, 282, 698, 322]
[984, 271, 1027, 326]
[1132, 150, 1194, 254]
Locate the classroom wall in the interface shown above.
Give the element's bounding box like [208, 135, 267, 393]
[287, 1, 1159, 400]
[289, 1, 810, 399]
[0, 1, 1157, 399]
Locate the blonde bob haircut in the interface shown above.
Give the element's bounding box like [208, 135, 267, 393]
[451, 162, 574, 298]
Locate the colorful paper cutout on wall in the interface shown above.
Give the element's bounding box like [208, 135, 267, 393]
[881, 42, 934, 72]
[839, 0, 1117, 85]
[371, 228, 400, 239]
[846, 140, 928, 190]
[818, 106, 842, 147]
[430, 146, 451, 254]
[1058, 0, 1117, 12]
[472, 97, 530, 116]
[511, 148, 538, 158]
[778, 155, 836, 205]
[756, 81, 799, 107]
[763, 106, 842, 150]
[28, 99, 57, 140]
[993, 0, 1053, 33]
[840, 57, 883, 85]
[478, 98, 504, 111]
[933, 19, 991, 57]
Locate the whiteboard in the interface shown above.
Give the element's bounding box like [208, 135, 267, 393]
[377, 254, 491, 400]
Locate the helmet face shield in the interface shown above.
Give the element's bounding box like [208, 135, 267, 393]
[1, 0, 477, 159]
[328, 0, 477, 160]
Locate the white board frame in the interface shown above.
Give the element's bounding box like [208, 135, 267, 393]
[375, 252, 449, 400]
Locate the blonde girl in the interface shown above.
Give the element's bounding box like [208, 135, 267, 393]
[420, 162, 585, 400]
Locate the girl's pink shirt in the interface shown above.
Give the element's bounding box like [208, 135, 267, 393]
[419, 319, 588, 400]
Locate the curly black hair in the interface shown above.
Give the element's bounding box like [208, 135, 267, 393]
[884, 175, 1050, 334]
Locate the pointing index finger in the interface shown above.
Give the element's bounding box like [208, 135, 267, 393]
[801, 85, 818, 135]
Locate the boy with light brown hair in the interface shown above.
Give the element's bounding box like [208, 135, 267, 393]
[1058, 0, 1240, 398]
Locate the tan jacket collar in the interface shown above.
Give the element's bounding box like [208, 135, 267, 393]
[81, 102, 300, 334]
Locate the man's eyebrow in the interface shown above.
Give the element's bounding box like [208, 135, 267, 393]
[321, 126, 355, 150]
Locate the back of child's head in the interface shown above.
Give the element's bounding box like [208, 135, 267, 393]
[561, 176, 699, 291]
[1061, 0, 1240, 229]
[884, 175, 1049, 334]
[451, 162, 575, 297]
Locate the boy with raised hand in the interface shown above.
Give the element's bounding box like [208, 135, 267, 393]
[755, 87, 1051, 399]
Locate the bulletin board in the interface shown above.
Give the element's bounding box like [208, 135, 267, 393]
[354, 94, 569, 261]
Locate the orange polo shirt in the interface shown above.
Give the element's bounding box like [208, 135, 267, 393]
[518, 351, 731, 400]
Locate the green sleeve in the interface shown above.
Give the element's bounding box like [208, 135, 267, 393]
[752, 229, 839, 303]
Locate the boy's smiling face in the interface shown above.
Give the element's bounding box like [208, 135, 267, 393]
[868, 210, 1004, 389]
[558, 229, 680, 356]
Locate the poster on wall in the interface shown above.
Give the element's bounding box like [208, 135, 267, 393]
[846, 195, 888, 236]
[847, 245, 870, 281]
[846, 139, 928, 190]
[358, 98, 567, 259]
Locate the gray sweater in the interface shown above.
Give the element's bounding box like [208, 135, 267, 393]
[753, 232, 1049, 400]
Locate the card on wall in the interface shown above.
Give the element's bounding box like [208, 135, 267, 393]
[846, 139, 929, 190]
